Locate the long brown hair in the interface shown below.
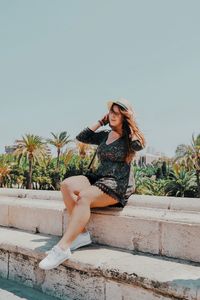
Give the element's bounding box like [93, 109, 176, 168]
[112, 104, 146, 164]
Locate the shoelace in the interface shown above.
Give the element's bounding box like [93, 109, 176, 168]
[47, 245, 60, 257]
[46, 245, 67, 255]
[49, 245, 70, 257]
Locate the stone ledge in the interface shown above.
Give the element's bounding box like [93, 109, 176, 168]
[0, 188, 61, 201]
[0, 197, 65, 236]
[88, 207, 200, 263]
[1, 196, 200, 263]
[1, 188, 200, 212]
[0, 226, 200, 300]
[1, 195, 200, 225]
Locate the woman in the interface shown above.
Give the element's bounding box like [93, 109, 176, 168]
[39, 98, 146, 270]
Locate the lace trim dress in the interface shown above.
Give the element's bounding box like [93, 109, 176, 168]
[75, 127, 144, 208]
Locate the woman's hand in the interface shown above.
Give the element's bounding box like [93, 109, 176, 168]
[98, 113, 109, 126]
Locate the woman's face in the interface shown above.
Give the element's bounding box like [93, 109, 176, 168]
[108, 104, 124, 128]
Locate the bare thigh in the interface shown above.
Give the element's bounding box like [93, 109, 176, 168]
[78, 185, 119, 208]
[61, 175, 91, 200]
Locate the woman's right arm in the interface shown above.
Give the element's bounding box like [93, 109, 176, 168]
[76, 114, 109, 145]
[88, 122, 102, 132]
[76, 121, 108, 145]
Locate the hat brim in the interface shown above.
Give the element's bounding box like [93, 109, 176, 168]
[107, 100, 128, 111]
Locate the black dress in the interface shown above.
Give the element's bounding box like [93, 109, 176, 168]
[76, 127, 144, 208]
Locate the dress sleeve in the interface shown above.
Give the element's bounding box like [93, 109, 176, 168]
[130, 139, 144, 152]
[76, 127, 108, 145]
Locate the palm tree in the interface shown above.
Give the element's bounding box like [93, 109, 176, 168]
[174, 133, 200, 197]
[13, 134, 49, 189]
[46, 132, 73, 170]
[0, 155, 12, 187]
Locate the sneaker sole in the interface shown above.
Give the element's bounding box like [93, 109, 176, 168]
[39, 253, 72, 270]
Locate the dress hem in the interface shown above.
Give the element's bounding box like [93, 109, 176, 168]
[93, 182, 127, 208]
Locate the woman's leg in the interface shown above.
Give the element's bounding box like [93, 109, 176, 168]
[57, 185, 119, 250]
[60, 175, 91, 233]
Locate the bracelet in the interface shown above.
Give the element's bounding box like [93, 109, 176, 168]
[98, 120, 104, 126]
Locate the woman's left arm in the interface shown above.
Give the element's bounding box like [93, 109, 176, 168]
[130, 136, 144, 151]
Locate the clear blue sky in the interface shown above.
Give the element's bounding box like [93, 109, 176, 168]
[0, 0, 199, 158]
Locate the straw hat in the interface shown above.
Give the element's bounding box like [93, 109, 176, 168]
[107, 97, 133, 113]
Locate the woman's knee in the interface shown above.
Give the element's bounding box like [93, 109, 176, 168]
[77, 189, 92, 206]
[60, 178, 72, 192]
[60, 179, 77, 206]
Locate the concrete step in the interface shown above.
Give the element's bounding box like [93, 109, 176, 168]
[1, 191, 200, 263]
[90, 205, 200, 263]
[0, 226, 200, 300]
[0, 188, 61, 201]
[0, 196, 65, 236]
[1, 188, 200, 212]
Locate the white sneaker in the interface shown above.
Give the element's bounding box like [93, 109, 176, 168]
[45, 231, 92, 254]
[39, 244, 72, 270]
[70, 231, 92, 251]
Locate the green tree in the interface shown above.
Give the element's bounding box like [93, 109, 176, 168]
[0, 155, 11, 187]
[165, 166, 197, 197]
[13, 134, 49, 189]
[46, 131, 73, 169]
[174, 133, 200, 197]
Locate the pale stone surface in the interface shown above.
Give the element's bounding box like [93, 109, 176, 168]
[2, 249, 104, 300]
[0, 249, 8, 278]
[1, 194, 200, 262]
[88, 212, 160, 253]
[9, 205, 63, 236]
[197, 288, 200, 300]
[0, 197, 64, 208]
[126, 194, 172, 209]
[0, 289, 23, 300]
[42, 265, 105, 300]
[100, 250, 199, 300]
[88, 207, 200, 262]
[9, 252, 37, 288]
[170, 198, 200, 212]
[1, 188, 200, 212]
[0, 226, 60, 255]
[0, 227, 200, 300]
[161, 221, 200, 262]
[0, 188, 61, 201]
[0, 203, 8, 226]
[161, 210, 200, 224]
[128, 194, 200, 212]
[0, 197, 65, 235]
[105, 280, 173, 300]
[91, 205, 200, 224]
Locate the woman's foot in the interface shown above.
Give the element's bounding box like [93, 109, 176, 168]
[45, 231, 92, 254]
[39, 244, 72, 270]
[70, 231, 92, 251]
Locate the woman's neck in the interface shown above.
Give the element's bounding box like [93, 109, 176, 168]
[111, 125, 123, 136]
